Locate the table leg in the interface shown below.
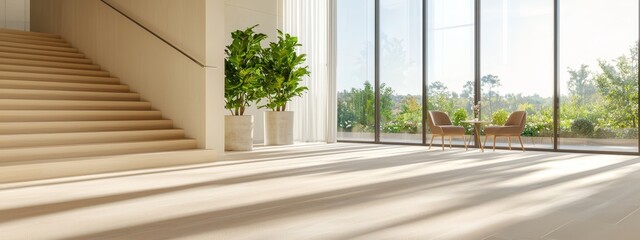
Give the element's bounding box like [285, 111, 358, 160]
[474, 123, 483, 152]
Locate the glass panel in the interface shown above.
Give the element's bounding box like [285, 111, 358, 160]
[480, 0, 554, 149]
[427, 0, 475, 146]
[558, 0, 639, 152]
[379, 0, 424, 143]
[337, 0, 376, 141]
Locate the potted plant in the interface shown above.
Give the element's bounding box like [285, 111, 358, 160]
[259, 30, 310, 145]
[224, 25, 267, 151]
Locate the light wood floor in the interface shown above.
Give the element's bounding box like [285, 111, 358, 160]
[1, 143, 639, 239]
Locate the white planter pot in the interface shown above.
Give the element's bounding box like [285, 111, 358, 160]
[225, 115, 254, 151]
[264, 111, 294, 145]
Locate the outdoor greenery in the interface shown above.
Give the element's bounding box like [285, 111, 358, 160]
[338, 43, 639, 139]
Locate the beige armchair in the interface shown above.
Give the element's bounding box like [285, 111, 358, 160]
[483, 111, 527, 151]
[428, 111, 468, 150]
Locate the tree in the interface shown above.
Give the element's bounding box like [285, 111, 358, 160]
[481, 74, 502, 118]
[337, 81, 395, 132]
[385, 95, 422, 133]
[594, 43, 638, 128]
[428, 81, 455, 114]
[567, 64, 597, 105]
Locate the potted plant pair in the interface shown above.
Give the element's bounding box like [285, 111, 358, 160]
[224, 26, 309, 150]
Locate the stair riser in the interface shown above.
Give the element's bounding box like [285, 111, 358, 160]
[0, 89, 139, 101]
[0, 41, 77, 53]
[0, 32, 66, 43]
[0, 99, 151, 110]
[0, 58, 99, 70]
[0, 36, 69, 47]
[0, 28, 61, 38]
[0, 65, 109, 77]
[0, 52, 91, 64]
[0, 46, 84, 58]
[0, 120, 174, 135]
[0, 130, 185, 148]
[0, 111, 162, 122]
[0, 72, 118, 84]
[0, 80, 128, 92]
[0, 140, 197, 162]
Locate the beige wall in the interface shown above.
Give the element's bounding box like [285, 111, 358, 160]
[0, 0, 30, 30]
[30, 0, 225, 155]
[225, 0, 281, 143]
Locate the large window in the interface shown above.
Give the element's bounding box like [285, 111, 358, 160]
[481, 0, 554, 149]
[558, 0, 639, 152]
[337, 0, 375, 141]
[336, 0, 640, 154]
[380, 0, 423, 143]
[427, 0, 475, 144]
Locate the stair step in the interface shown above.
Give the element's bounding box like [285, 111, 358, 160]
[0, 139, 197, 163]
[0, 51, 91, 64]
[0, 32, 66, 43]
[0, 28, 61, 38]
[0, 41, 77, 53]
[0, 58, 99, 70]
[0, 110, 162, 122]
[0, 79, 128, 92]
[0, 120, 173, 134]
[0, 129, 185, 148]
[0, 45, 84, 58]
[0, 71, 118, 84]
[0, 64, 109, 76]
[0, 149, 216, 183]
[0, 36, 70, 47]
[0, 89, 138, 101]
[0, 99, 152, 110]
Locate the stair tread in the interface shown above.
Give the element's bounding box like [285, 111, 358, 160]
[0, 79, 127, 92]
[0, 51, 91, 64]
[0, 88, 139, 101]
[0, 110, 162, 122]
[0, 71, 119, 84]
[0, 129, 185, 148]
[0, 64, 109, 76]
[0, 29, 61, 38]
[0, 149, 216, 183]
[0, 45, 84, 58]
[0, 36, 69, 47]
[0, 120, 174, 134]
[0, 57, 99, 70]
[0, 41, 77, 53]
[0, 99, 151, 110]
[0, 32, 66, 43]
[0, 139, 198, 162]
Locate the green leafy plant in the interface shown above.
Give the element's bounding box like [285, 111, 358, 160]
[260, 30, 310, 111]
[452, 108, 472, 134]
[571, 118, 595, 137]
[492, 109, 509, 125]
[224, 25, 267, 115]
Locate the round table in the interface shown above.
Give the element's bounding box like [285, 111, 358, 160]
[461, 120, 491, 152]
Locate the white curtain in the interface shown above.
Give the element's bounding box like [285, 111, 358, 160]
[282, 0, 337, 143]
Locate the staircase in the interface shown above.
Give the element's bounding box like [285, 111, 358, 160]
[0, 28, 216, 183]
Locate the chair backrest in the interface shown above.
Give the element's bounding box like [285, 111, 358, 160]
[505, 111, 527, 130]
[429, 111, 453, 135]
[429, 111, 453, 126]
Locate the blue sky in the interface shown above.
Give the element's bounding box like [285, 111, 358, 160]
[337, 0, 639, 97]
